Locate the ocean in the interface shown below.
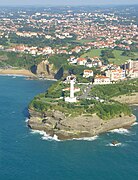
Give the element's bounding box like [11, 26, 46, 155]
[0, 76, 138, 180]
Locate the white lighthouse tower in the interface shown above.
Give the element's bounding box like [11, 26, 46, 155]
[65, 78, 77, 103]
[70, 78, 75, 98]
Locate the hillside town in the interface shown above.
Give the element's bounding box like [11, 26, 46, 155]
[67, 56, 138, 84]
[0, 6, 138, 84]
[0, 6, 138, 55]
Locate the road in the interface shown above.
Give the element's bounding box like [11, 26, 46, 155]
[79, 84, 93, 99]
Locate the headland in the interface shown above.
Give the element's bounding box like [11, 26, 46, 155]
[28, 79, 138, 140]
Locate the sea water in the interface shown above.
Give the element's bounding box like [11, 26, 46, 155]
[0, 76, 138, 180]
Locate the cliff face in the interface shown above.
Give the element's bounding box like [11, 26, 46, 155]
[30, 60, 65, 80]
[36, 60, 56, 79]
[28, 109, 136, 140]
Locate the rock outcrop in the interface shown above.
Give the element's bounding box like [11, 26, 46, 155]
[28, 109, 136, 140]
[30, 60, 66, 80]
[35, 60, 56, 79]
[112, 93, 138, 105]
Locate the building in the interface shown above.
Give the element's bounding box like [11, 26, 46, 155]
[105, 69, 126, 81]
[94, 75, 111, 85]
[123, 60, 138, 78]
[83, 70, 94, 78]
[67, 56, 77, 64]
[63, 75, 76, 84]
[77, 58, 87, 66]
[65, 78, 77, 103]
[62, 87, 80, 93]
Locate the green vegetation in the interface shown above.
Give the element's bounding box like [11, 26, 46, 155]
[9, 33, 77, 48]
[0, 37, 8, 46]
[48, 54, 69, 69]
[108, 50, 138, 65]
[0, 51, 43, 70]
[95, 102, 131, 120]
[90, 79, 138, 99]
[101, 50, 115, 59]
[81, 49, 102, 58]
[29, 79, 137, 120]
[81, 49, 138, 65]
[121, 51, 135, 57]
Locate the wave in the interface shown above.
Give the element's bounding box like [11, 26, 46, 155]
[0, 74, 27, 77]
[131, 122, 138, 126]
[109, 128, 130, 135]
[25, 118, 29, 123]
[30, 129, 98, 141]
[73, 135, 98, 141]
[42, 134, 60, 141]
[106, 143, 122, 147]
[30, 130, 60, 141]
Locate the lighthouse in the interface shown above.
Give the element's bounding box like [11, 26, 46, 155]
[70, 78, 75, 98]
[65, 77, 77, 103]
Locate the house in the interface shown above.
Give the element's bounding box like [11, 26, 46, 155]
[83, 70, 94, 78]
[93, 75, 111, 85]
[67, 56, 77, 64]
[100, 65, 108, 71]
[72, 46, 82, 53]
[15, 45, 26, 52]
[42, 46, 53, 54]
[124, 60, 138, 78]
[105, 69, 126, 81]
[77, 58, 87, 66]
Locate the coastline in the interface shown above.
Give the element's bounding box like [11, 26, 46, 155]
[28, 109, 136, 140]
[0, 69, 36, 77]
[28, 92, 138, 140]
[0, 68, 59, 81]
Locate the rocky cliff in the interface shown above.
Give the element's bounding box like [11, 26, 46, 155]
[36, 60, 56, 79]
[28, 109, 136, 140]
[30, 60, 65, 80]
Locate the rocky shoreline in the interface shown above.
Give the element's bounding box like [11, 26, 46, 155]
[27, 84, 138, 140]
[28, 108, 136, 140]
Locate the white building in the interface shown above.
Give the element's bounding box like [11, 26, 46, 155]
[77, 58, 87, 66]
[94, 75, 111, 85]
[65, 78, 77, 103]
[124, 60, 138, 78]
[105, 69, 126, 81]
[83, 70, 94, 78]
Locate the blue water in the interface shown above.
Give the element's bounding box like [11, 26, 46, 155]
[0, 76, 138, 180]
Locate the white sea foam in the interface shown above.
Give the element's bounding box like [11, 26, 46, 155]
[31, 129, 98, 141]
[109, 128, 130, 135]
[131, 122, 138, 126]
[31, 130, 60, 141]
[0, 74, 27, 77]
[107, 143, 122, 147]
[73, 135, 98, 141]
[25, 118, 29, 123]
[42, 134, 60, 141]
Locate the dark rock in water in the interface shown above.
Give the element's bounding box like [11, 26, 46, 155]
[112, 140, 119, 146]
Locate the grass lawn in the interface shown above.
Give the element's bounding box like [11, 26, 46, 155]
[81, 49, 138, 65]
[81, 49, 102, 58]
[108, 50, 138, 65]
